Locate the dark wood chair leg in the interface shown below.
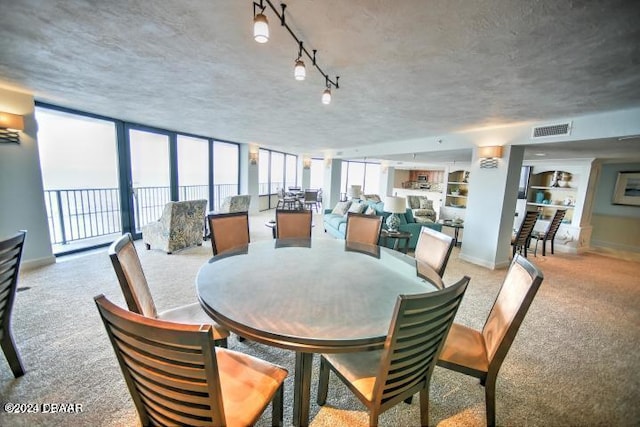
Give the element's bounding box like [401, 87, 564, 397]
[1, 332, 25, 378]
[419, 387, 429, 427]
[485, 375, 497, 427]
[272, 383, 284, 427]
[550, 238, 555, 255]
[317, 356, 330, 405]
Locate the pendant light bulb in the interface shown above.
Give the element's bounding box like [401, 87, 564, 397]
[322, 87, 332, 105]
[294, 59, 306, 81]
[253, 13, 269, 43]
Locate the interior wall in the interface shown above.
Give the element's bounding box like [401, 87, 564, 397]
[591, 162, 640, 252]
[394, 169, 410, 188]
[0, 87, 54, 267]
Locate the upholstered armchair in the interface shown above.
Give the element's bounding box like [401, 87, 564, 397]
[406, 195, 437, 223]
[218, 195, 251, 213]
[142, 199, 207, 254]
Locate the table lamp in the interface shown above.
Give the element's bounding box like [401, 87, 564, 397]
[383, 196, 406, 232]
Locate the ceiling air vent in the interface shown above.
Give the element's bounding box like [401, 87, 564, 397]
[532, 122, 572, 138]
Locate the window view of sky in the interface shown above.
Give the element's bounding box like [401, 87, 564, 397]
[36, 108, 119, 190]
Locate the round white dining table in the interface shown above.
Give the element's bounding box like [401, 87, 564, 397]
[196, 238, 440, 426]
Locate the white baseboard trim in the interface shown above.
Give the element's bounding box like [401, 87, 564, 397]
[591, 239, 640, 253]
[458, 252, 510, 270]
[21, 255, 56, 270]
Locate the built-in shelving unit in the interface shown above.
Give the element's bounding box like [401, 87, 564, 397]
[526, 170, 577, 223]
[445, 170, 470, 209]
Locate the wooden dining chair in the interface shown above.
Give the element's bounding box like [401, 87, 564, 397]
[530, 209, 566, 256]
[511, 210, 538, 257]
[0, 231, 27, 378]
[108, 233, 229, 347]
[437, 254, 544, 427]
[275, 209, 312, 239]
[317, 276, 471, 427]
[94, 294, 287, 427]
[303, 189, 320, 212]
[207, 211, 250, 256]
[414, 225, 455, 283]
[345, 212, 383, 246]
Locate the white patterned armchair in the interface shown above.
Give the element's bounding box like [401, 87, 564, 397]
[406, 195, 437, 223]
[142, 199, 207, 254]
[219, 195, 251, 213]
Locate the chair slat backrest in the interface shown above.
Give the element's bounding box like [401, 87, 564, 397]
[345, 213, 383, 245]
[545, 209, 566, 239]
[415, 226, 455, 279]
[304, 190, 318, 202]
[513, 210, 538, 248]
[482, 254, 544, 370]
[373, 276, 470, 409]
[109, 233, 158, 318]
[208, 212, 250, 256]
[94, 295, 225, 426]
[276, 209, 312, 239]
[0, 231, 26, 336]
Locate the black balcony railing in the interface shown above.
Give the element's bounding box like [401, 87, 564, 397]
[44, 184, 238, 246]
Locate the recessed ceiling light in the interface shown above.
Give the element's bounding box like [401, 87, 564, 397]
[535, 153, 546, 156]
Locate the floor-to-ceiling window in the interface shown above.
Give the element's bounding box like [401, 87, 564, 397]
[257, 148, 298, 210]
[285, 154, 298, 190]
[340, 160, 381, 197]
[213, 141, 239, 210]
[36, 107, 121, 253]
[128, 127, 172, 232]
[270, 152, 285, 195]
[177, 135, 209, 203]
[310, 158, 324, 190]
[35, 103, 240, 254]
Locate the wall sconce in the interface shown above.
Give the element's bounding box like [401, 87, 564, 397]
[302, 157, 311, 170]
[381, 162, 389, 173]
[249, 151, 259, 165]
[324, 157, 332, 169]
[0, 111, 25, 144]
[478, 146, 503, 168]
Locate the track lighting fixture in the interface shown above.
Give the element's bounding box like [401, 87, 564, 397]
[253, 1, 269, 43]
[322, 76, 332, 104]
[253, 0, 340, 103]
[294, 41, 306, 80]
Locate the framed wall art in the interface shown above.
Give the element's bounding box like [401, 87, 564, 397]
[612, 171, 640, 206]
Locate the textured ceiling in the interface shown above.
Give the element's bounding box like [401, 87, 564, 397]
[1, 0, 640, 161]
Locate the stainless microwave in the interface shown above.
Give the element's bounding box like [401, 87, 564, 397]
[417, 175, 428, 182]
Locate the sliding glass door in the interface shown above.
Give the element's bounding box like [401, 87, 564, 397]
[128, 127, 171, 233]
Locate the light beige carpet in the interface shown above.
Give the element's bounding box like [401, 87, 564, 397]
[1, 210, 639, 426]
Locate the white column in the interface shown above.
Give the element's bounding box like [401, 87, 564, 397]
[459, 145, 524, 269]
[323, 158, 343, 209]
[300, 158, 311, 189]
[239, 144, 260, 214]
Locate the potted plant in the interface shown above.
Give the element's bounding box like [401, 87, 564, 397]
[451, 186, 460, 196]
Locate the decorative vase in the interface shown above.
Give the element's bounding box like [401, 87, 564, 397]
[535, 191, 545, 203]
[386, 213, 401, 232]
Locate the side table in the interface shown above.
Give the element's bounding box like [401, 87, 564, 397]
[380, 229, 412, 254]
[439, 220, 464, 247]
